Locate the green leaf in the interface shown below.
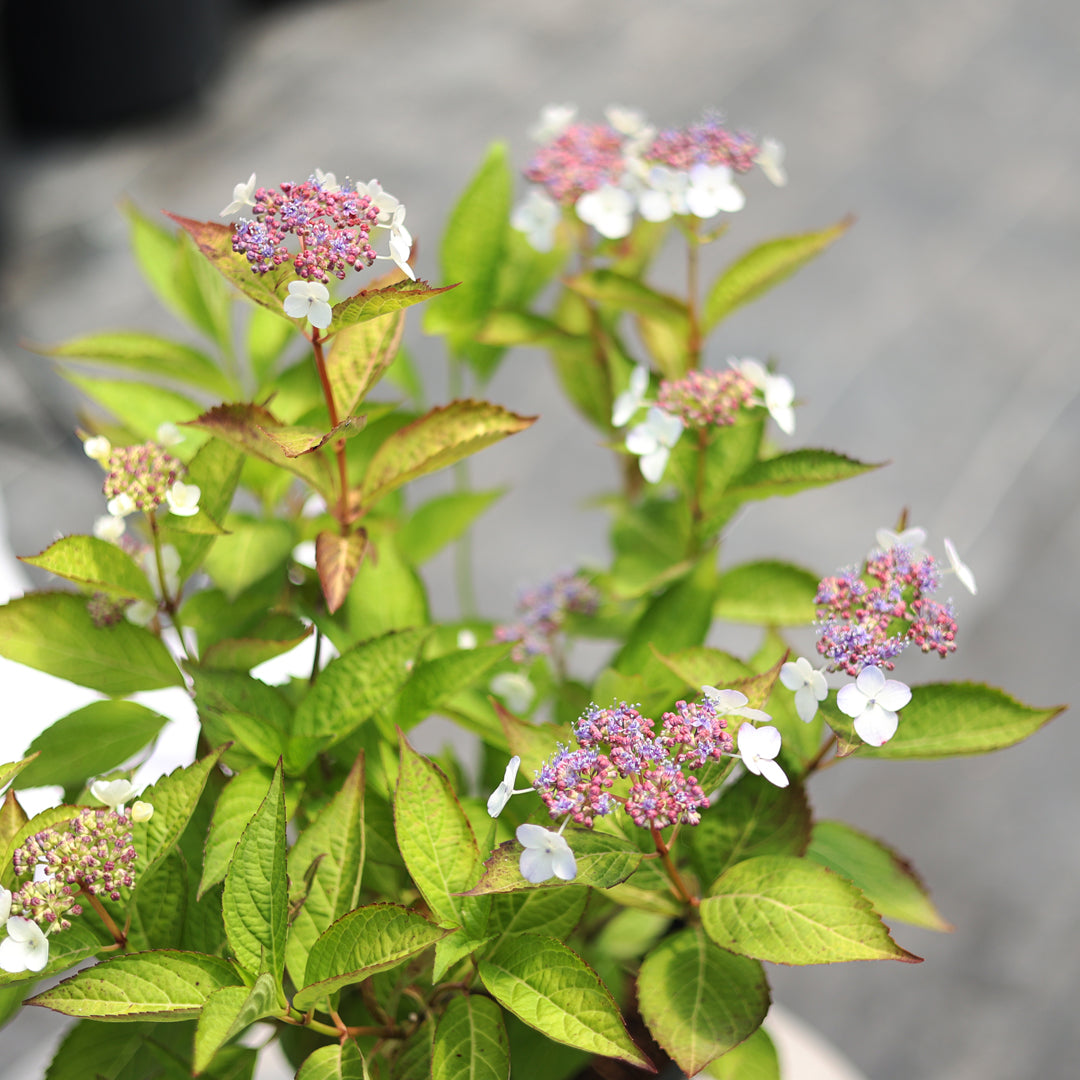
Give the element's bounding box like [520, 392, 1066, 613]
[825, 682, 1065, 759]
[464, 829, 643, 896]
[201, 515, 294, 599]
[649, 646, 753, 694]
[176, 227, 236, 353]
[424, 142, 512, 353]
[285, 753, 366, 990]
[703, 218, 852, 331]
[247, 303, 297, 384]
[135, 745, 229, 882]
[325, 307, 405, 415]
[294, 902, 448, 1011]
[393, 644, 510, 731]
[0, 920, 104, 989]
[807, 820, 951, 931]
[296, 1040, 368, 1080]
[29, 950, 240, 1020]
[343, 529, 429, 644]
[700, 855, 922, 965]
[190, 668, 292, 773]
[477, 310, 571, 347]
[222, 761, 288, 982]
[432, 994, 510, 1080]
[0, 592, 183, 694]
[290, 628, 428, 763]
[704, 1027, 780, 1080]
[42, 331, 235, 397]
[127, 849, 188, 951]
[724, 449, 882, 502]
[193, 974, 280, 1073]
[20, 535, 154, 601]
[199, 766, 273, 898]
[0, 755, 38, 793]
[328, 279, 458, 333]
[40, 1019, 153, 1080]
[17, 701, 168, 791]
[394, 736, 483, 928]
[63, 371, 205, 444]
[567, 269, 688, 320]
[478, 935, 651, 1070]
[200, 616, 313, 672]
[487, 887, 588, 946]
[356, 400, 535, 510]
[713, 560, 819, 626]
[398, 489, 505, 565]
[637, 926, 769, 1076]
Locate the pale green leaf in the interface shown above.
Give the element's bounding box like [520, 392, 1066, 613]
[713, 560, 819, 625]
[724, 449, 882, 503]
[199, 767, 274, 898]
[0, 755, 38, 793]
[296, 1039, 368, 1080]
[63, 371, 205, 444]
[201, 515, 295, 599]
[393, 644, 510, 731]
[20, 535, 155, 601]
[704, 1027, 780, 1080]
[193, 974, 280, 1073]
[398, 489, 505, 565]
[432, 994, 509, 1080]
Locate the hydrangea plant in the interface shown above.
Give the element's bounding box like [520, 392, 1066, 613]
[0, 106, 1063, 1080]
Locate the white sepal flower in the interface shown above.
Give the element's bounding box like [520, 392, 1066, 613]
[510, 188, 560, 253]
[733, 358, 795, 434]
[93, 514, 126, 544]
[0, 886, 10, 923]
[604, 105, 650, 138]
[107, 493, 137, 518]
[516, 823, 577, 883]
[220, 173, 257, 217]
[737, 723, 789, 788]
[490, 672, 536, 715]
[779, 657, 829, 723]
[165, 480, 201, 517]
[314, 168, 339, 192]
[612, 365, 650, 427]
[131, 801, 154, 823]
[91, 778, 136, 811]
[637, 166, 690, 222]
[284, 281, 333, 330]
[529, 104, 577, 142]
[156, 422, 185, 447]
[875, 526, 928, 558]
[701, 686, 772, 724]
[487, 756, 522, 817]
[625, 406, 683, 483]
[754, 137, 787, 187]
[836, 666, 912, 747]
[0, 917, 49, 974]
[575, 184, 635, 240]
[685, 163, 745, 218]
[83, 435, 112, 463]
[944, 538, 977, 596]
[457, 629, 478, 651]
[355, 179, 401, 225]
[375, 205, 415, 281]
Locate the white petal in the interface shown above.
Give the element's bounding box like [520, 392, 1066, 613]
[283, 294, 310, 319]
[758, 758, 790, 788]
[93, 514, 126, 543]
[856, 666, 887, 696]
[131, 801, 154, 823]
[793, 685, 820, 723]
[779, 661, 805, 692]
[166, 481, 201, 517]
[734, 706, 773, 724]
[625, 425, 658, 455]
[550, 842, 577, 881]
[854, 705, 898, 747]
[91, 778, 135, 808]
[308, 299, 334, 329]
[835, 682, 864, 719]
[809, 670, 829, 700]
[876, 680, 912, 712]
[639, 447, 670, 484]
[515, 823, 551, 849]
[638, 188, 673, 222]
[944, 538, 977, 595]
[750, 725, 783, 759]
[519, 848, 553, 883]
[703, 687, 749, 711]
[84, 436, 112, 462]
[486, 782, 512, 818]
[0, 888, 10, 923]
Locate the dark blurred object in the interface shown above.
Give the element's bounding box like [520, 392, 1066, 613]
[1, 0, 236, 136]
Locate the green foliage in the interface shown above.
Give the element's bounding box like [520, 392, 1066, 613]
[432, 994, 509, 1080]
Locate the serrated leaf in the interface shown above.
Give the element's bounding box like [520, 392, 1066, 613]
[63, 371, 206, 444]
[649, 646, 753, 693]
[200, 617, 313, 672]
[315, 529, 370, 614]
[356, 400, 535, 510]
[329, 279, 458, 332]
[432, 993, 509, 1080]
[128, 849, 188, 951]
[712, 560, 820, 626]
[325, 307, 406, 417]
[704, 1026, 780, 1080]
[0, 755, 40, 793]
[394, 736, 483, 928]
[20, 535, 155, 601]
[294, 903, 447, 1011]
[17, 701, 168, 791]
[43, 331, 235, 397]
[222, 761, 288, 982]
[700, 855, 922, 965]
[807, 820, 951, 931]
[193, 973, 280, 1073]
[0, 591, 183, 694]
[43, 1019, 152, 1080]
[464, 829, 643, 896]
[637, 926, 769, 1076]
[724, 449, 882, 502]
[478, 935, 652, 1070]
[688, 774, 811, 892]
[822, 682, 1064, 759]
[29, 950, 240, 1020]
[135, 745, 229, 882]
[289, 628, 428, 764]
[285, 753, 366, 990]
[398, 489, 505, 565]
[199, 767, 274, 898]
[487, 887, 588, 945]
[201, 514, 294, 600]
[494, 702, 571, 780]
[259, 416, 365, 458]
[704, 218, 852, 331]
[393, 645, 510, 730]
[247, 303, 297, 384]
[424, 142, 512, 353]
[296, 1039, 368, 1080]
[566, 269, 687, 320]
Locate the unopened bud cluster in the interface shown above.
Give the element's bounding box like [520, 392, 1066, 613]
[657, 368, 755, 429]
[102, 443, 183, 515]
[535, 698, 736, 830]
[233, 175, 381, 281]
[9, 808, 138, 929]
[816, 543, 958, 675]
[494, 572, 599, 662]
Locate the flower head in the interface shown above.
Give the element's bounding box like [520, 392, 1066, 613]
[736, 723, 789, 788]
[165, 480, 201, 517]
[779, 657, 829, 723]
[493, 572, 599, 662]
[836, 666, 912, 747]
[657, 368, 755, 430]
[487, 756, 522, 818]
[0, 917, 49, 973]
[284, 280, 333, 329]
[625, 406, 683, 483]
[102, 442, 186, 517]
[515, 823, 577, 883]
[354, 179, 400, 225]
[220, 173, 257, 217]
[944, 538, 977, 596]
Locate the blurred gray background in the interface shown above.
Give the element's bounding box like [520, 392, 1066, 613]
[1, 0, 1077, 1077]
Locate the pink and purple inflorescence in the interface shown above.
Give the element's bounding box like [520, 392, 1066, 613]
[646, 114, 760, 173]
[494, 572, 600, 662]
[524, 123, 628, 204]
[102, 443, 184, 515]
[657, 368, 756, 429]
[816, 544, 959, 675]
[231, 174, 382, 282]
